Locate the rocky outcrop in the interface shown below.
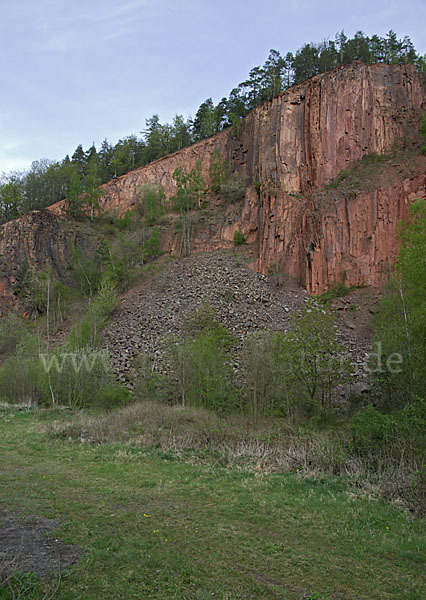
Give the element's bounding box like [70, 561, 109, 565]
[93, 61, 425, 292]
[3, 61, 425, 309]
[303, 170, 425, 293]
[0, 210, 97, 315]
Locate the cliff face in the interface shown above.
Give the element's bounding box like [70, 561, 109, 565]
[3, 61, 426, 310]
[98, 61, 425, 292]
[255, 165, 425, 293]
[0, 211, 97, 316]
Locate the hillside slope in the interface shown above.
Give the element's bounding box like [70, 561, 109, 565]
[102, 249, 375, 389]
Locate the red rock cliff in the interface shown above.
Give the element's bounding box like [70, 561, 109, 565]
[5, 61, 426, 304]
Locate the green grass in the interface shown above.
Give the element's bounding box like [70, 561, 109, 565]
[317, 282, 356, 305]
[0, 407, 425, 599]
[324, 153, 388, 191]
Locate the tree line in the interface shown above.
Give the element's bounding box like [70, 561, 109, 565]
[1, 30, 424, 225]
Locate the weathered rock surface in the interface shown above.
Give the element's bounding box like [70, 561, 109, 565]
[256, 162, 426, 294]
[1, 61, 425, 312]
[54, 61, 425, 293]
[0, 210, 97, 315]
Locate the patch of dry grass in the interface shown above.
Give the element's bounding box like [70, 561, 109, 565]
[46, 401, 424, 510]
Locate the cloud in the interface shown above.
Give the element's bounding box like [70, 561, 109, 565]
[0, 0, 425, 173]
[0, 155, 33, 175]
[26, 0, 160, 53]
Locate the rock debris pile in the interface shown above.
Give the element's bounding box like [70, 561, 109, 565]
[103, 251, 306, 387]
[103, 250, 374, 389]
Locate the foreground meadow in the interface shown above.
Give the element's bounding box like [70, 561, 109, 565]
[0, 406, 424, 600]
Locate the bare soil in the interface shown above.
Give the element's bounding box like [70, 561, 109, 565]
[0, 509, 80, 578]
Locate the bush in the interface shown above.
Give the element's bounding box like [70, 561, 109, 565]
[371, 199, 426, 409]
[0, 334, 44, 404]
[233, 229, 246, 245]
[220, 174, 246, 202]
[16, 266, 51, 315]
[318, 282, 353, 305]
[70, 245, 102, 298]
[94, 384, 132, 409]
[351, 396, 426, 456]
[240, 331, 297, 420]
[136, 184, 166, 226]
[421, 112, 426, 154]
[134, 353, 170, 404]
[209, 150, 230, 193]
[167, 304, 237, 412]
[0, 333, 126, 408]
[286, 303, 353, 413]
[67, 274, 118, 349]
[209, 151, 246, 201]
[144, 227, 161, 259]
[39, 347, 114, 408]
[117, 208, 136, 230]
[0, 313, 27, 357]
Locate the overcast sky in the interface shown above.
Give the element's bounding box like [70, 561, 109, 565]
[0, 0, 425, 174]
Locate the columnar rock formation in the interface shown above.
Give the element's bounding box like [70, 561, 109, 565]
[2, 61, 425, 311]
[79, 61, 425, 292]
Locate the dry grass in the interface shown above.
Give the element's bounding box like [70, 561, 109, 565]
[46, 401, 424, 510]
[0, 550, 60, 600]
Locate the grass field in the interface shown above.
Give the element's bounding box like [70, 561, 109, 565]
[0, 406, 424, 599]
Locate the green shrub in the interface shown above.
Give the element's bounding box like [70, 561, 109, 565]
[67, 274, 118, 350]
[0, 333, 44, 404]
[209, 150, 230, 193]
[94, 273, 119, 317]
[95, 384, 132, 409]
[371, 199, 426, 409]
[318, 282, 352, 304]
[134, 353, 170, 404]
[168, 304, 237, 412]
[421, 112, 426, 154]
[233, 229, 246, 245]
[209, 150, 246, 201]
[117, 208, 135, 230]
[220, 174, 246, 202]
[16, 266, 51, 315]
[106, 231, 141, 289]
[144, 226, 161, 259]
[39, 347, 113, 408]
[240, 330, 297, 420]
[0, 313, 27, 356]
[136, 184, 166, 226]
[360, 153, 387, 165]
[70, 245, 102, 298]
[351, 404, 391, 453]
[286, 303, 353, 413]
[0, 333, 125, 408]
[351, 396, 426, 455]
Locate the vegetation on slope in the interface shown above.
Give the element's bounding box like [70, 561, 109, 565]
[0, 183, 424, 598]
[0, 195, 424, 511]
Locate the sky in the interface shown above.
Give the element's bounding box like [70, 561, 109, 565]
[0, 0, 425, 174]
